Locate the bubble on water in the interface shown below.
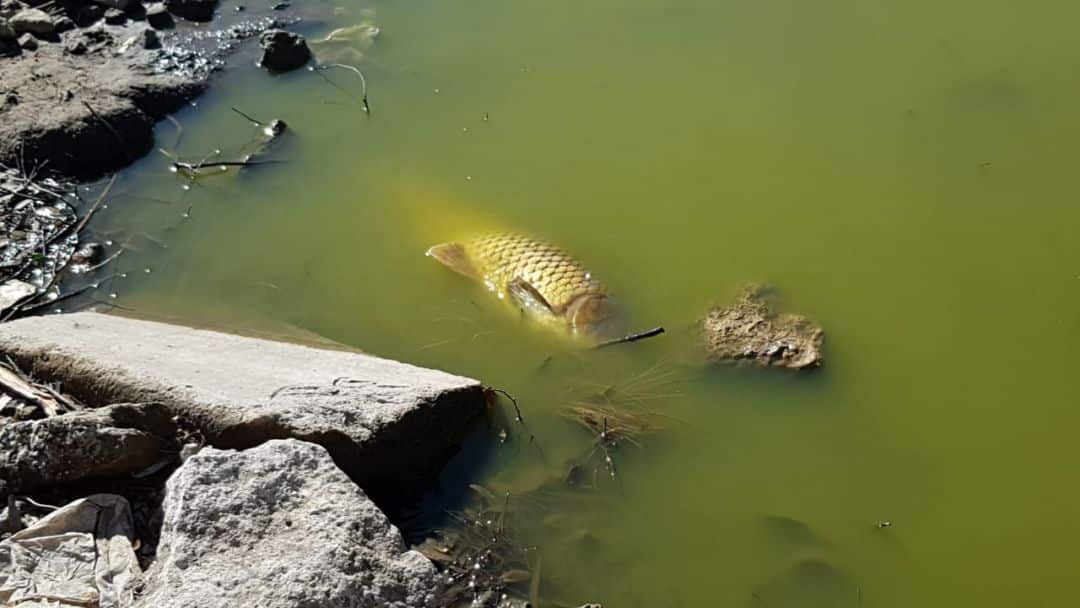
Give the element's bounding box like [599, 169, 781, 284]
[181, 184, 191, 191]
[465, 175, 472, 181]
[144, 268, 152, 274]
[434, 88, 440, 94]
[109, 293, 118, 299]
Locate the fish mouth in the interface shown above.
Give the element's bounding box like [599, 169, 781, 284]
[566, 294, 621, 340]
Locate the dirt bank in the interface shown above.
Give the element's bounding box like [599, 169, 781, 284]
[0, 0, 288, 179]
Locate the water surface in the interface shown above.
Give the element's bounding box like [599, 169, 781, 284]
[97, 0, 1080, 605]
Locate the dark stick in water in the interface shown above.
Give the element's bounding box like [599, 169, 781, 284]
[594, 326, 666, 349]
[230, 107, 266, 126]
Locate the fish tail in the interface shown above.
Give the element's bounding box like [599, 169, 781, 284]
[426, 242, 479, 279]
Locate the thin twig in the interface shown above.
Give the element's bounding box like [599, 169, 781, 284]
[230, 106, 265, 126]
[172, 159, 284, 171]
[489, 388, 524, 422]
[312, 63, 370, 113]
[594, 326, 665, 348]
[164, 115, 184, 149]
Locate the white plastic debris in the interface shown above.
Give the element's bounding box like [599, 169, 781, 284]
[0, 494, 142, 607]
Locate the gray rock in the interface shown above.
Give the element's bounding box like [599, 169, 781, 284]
[163, 0, 216, 22]
[118, 27, 159, 52]
[136, 439, 440, 608]
[9, 8, 54, 34]
[0, 279, 35, 312]
[14, 30, 31, 49]
[144, 3, 173, 29]
[0, 17, 14, 40]
[52, 15, 75, 32]
[103, 7, 126, 24]
[259, 29, 310, 72]
[0, 1, 21, 18]
[703, 284, 824, 370]
[75, 4, 105, 26]
[0, 312, 484, 497]
[0, 403, 176, 499]
[63, 38, 87, 54]
[140, 27, 159, 49]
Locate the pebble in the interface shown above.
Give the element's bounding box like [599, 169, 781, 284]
[16, 32, 35, 51]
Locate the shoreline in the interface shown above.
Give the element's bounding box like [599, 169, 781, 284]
[0, 0, 293, 180]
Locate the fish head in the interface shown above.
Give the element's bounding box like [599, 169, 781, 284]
[566, 293, 622, 341]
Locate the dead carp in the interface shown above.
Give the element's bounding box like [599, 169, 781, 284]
[426, 233, 619, 340]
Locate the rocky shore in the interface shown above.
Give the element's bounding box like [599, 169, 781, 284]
[0, 0, 291, 178]
[0, 312, 487, 606]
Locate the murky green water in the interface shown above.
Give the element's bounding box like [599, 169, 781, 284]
[95, 0, 1080, 604]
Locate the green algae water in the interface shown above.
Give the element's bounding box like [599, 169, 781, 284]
[96, 0, 1080, 604]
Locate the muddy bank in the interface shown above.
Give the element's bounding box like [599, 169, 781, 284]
[0, 0, 289, 179]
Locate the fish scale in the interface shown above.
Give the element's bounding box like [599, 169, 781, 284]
[467, 233, 604, 311]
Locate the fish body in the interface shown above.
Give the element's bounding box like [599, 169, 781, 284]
[426, 233, 619, 340]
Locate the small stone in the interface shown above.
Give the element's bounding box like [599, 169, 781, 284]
[104, 7, 126, 24]
[141, 27, 159, 48]
[70, 242, 106, 266]
[258, 29, 309, 72]
[9, 8, 55, 35]
[0, 0, 24, 19]
[64, 39, 87, 55]
[0, 279, 35, 312]
[270, 1, 289, 9]
[163, 0, 217, 22]
[120, 26, 158, 52]
[53, 16, 75, 32]
[144, 3, 173, 28]
[15, 31, 33, 49]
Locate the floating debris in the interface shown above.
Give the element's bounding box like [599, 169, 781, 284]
[703, 283, 824, 370]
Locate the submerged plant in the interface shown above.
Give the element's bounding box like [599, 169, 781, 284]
[558, 363, 682, 484]
[420, 486, 538, 608]
[560, 362, 681, 446]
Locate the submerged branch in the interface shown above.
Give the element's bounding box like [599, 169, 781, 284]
[594, 326, 665, 349]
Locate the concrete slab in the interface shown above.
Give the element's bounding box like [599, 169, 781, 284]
[0, 312, 484, 497]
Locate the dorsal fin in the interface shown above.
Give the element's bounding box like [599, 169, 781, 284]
[426, 242, 479, 279]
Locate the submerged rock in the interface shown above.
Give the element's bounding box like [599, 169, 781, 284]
[702, 284, 824, 369]
[136, 439, 440, 608]
[753, 555, 854, 608]
[258, 29, 309, 72]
